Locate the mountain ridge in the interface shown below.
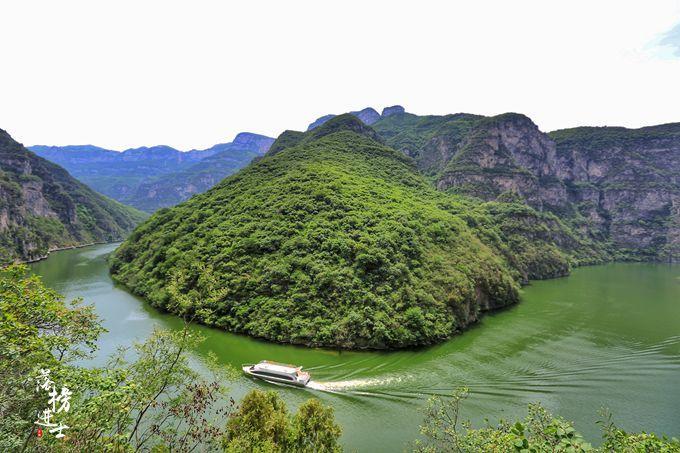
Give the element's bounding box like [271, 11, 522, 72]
[306, 105, 404, 131]
[30, 132, 274, 212]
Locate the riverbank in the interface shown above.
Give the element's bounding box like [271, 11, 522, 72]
[18, 240, 109, 264]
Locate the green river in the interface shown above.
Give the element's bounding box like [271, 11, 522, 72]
[30, 243, 680, 451]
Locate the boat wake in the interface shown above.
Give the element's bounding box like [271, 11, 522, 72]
[307, 375, 407, 393]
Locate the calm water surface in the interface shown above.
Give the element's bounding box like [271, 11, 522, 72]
[30, 243, 680, 451]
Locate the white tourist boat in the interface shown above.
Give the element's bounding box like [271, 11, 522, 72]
[242, 360, 311, 387]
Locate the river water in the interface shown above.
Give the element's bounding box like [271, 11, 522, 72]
[29, 243, 680, 451]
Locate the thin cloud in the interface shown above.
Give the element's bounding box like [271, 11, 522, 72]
[659, 22, 680, 57]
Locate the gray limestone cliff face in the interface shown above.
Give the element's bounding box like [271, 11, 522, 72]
[392, 114, 680, 261]
[434, 113, 567, 211]
[352, 107, 381, 125]
[551, 125, 680, 261]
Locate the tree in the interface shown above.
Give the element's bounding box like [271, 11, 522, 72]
[57, 329, 232, 452]
[291, 399, 342, 453]
[224, 390, 342, 452]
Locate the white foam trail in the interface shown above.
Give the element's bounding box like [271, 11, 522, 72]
[307, 375, 407, 393]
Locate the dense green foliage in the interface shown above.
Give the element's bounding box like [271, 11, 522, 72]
[0, 129, 146, 264]
[266, 130, 305, 156]
[0, 264, 226, 451]
[416, 388, 680, 452]
[0, 265, 103, 451]
[111, 116, 595, 349]
[455, 200, 606, 281]
[224, 390, 342, 452]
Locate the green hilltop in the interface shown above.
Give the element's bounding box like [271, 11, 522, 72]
[111, 115, 600, 349]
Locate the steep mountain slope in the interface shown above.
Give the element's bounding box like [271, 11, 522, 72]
[31, 132, 274, 212]
[110, 116, 592, 349]
[0, 129, 146, 264]
[373, 112, 680, 262]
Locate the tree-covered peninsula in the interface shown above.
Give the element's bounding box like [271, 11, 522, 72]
[110, 116, 599, 349]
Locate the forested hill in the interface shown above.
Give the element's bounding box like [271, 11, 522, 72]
[0, 129, 147, 264]
[30, 132, 274, 212]
[111, 115, 602, 349]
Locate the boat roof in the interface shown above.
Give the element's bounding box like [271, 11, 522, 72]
[254, 360, 302, 375]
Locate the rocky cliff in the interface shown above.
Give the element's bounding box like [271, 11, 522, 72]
[373, 112, 680, 262]
[549, 125, 680, 261]
[0, 129, 146, 264]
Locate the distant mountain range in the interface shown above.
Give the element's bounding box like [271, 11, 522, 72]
[30, 132, 274, 212]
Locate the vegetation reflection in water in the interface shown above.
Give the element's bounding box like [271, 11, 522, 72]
[30, 243, 680, 451]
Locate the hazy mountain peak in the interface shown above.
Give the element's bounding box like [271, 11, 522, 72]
[381, 105, 405, 117]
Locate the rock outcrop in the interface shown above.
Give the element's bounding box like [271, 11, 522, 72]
[549, 125, 680, 261]
[381, 105, 405, 117]
[351, 107, 381, 125]
[306, 107, 383, 131]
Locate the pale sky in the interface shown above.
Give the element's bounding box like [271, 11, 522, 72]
[1, 0, 680, 150]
